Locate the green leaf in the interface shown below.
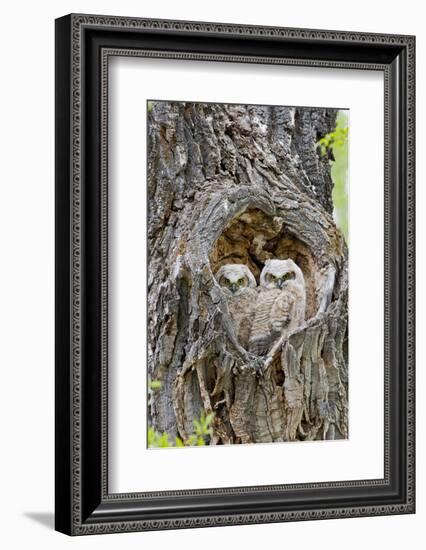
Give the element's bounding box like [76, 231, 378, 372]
[148, 410, 215, 449]
[187, 435, 198, 446]
[147, 427, 156, 447]
[157, 432, 171, 447]
[316, 110, 349, 243]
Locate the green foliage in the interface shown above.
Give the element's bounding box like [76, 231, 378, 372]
[193, 412, 214, 437]
[317, 111, 349, 243]
[148, 411, 214, 448]
[147, 427, 172, 448]
[148, 379, 162, 390]
[317, 125, 348, 157]
[190, 411, 214, 446]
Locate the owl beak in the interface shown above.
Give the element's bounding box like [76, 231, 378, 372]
[277, 279, 284, 289]
[230, 283, 238, 293]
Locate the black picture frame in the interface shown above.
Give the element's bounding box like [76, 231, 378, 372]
[55, 13, 415, 535]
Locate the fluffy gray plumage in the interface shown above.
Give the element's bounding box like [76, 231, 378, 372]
[215, 264, 258, 348]
[249, 259, 306, 356]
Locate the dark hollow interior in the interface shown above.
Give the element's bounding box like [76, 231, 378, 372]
[209, 208, 319, 319]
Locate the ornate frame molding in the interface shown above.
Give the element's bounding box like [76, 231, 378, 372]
[55, 14, 415, 535]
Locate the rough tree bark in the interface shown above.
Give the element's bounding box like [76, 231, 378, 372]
[147, 101, 348, 445]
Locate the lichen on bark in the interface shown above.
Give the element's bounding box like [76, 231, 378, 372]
[147, 101, 348, 445]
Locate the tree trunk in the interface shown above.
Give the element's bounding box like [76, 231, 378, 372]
[147, 101, 348, 445]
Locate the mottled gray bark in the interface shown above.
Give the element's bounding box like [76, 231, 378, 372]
[147, 101, 348, 444]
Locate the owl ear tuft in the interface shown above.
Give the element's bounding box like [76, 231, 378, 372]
[215, 266, 226, 284]
[242, 265, 257, 288]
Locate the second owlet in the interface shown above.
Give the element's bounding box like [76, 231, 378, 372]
[215, 264, 258, 349]
[249, 259, 306, 356]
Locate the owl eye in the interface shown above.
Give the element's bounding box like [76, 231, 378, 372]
[237, 278, 244, 285]
[220, 277, 230, 287]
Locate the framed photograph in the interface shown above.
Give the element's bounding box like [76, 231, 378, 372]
[55, 14, 415, 535]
